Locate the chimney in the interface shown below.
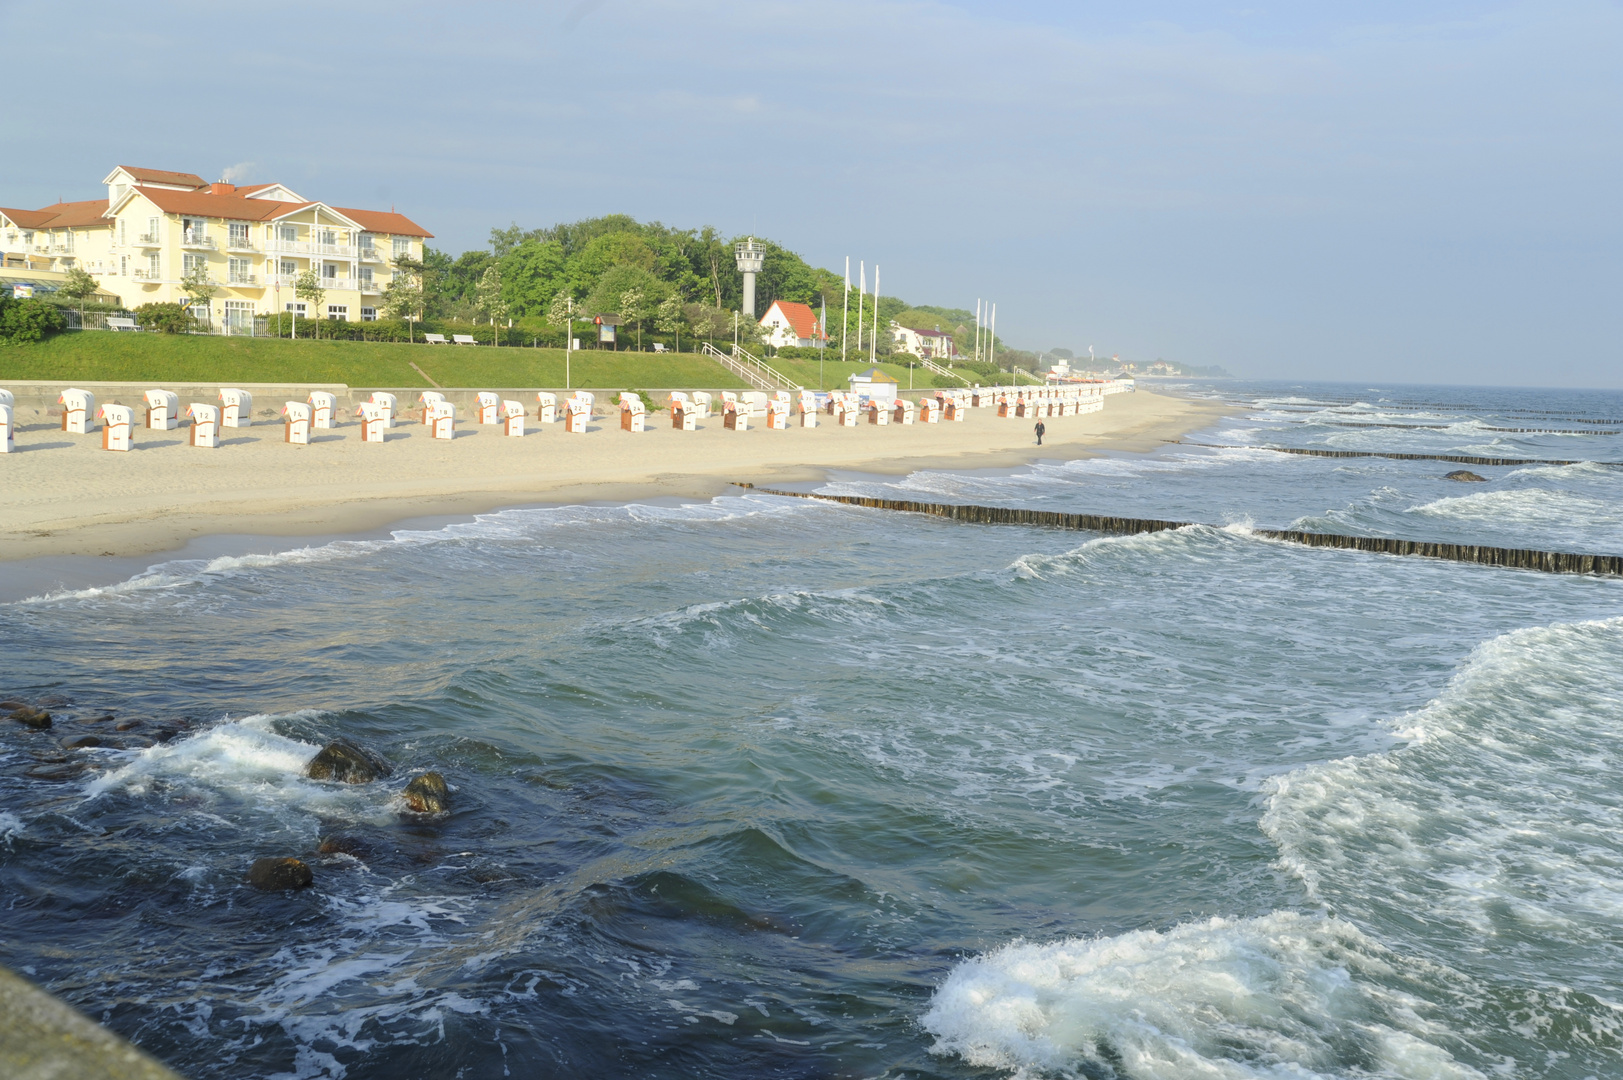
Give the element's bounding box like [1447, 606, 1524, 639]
[211, 182, 236, 195]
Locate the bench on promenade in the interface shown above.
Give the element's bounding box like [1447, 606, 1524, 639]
[424, 333, 450, 345]
[107, 317, 138, 332]
[453, 334, 478, 346]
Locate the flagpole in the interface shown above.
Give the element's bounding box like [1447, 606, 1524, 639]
[841, 256, 850, 374]
[975, 299, 982, 364]
[856, 260, 865, 366]
[870, 266, 879, 365]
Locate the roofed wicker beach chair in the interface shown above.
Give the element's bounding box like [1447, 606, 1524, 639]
[144, 389, 179, 430]
[59, 388, 96, 434]
[219, 388, 253, 427]
[188, 403, 219, 447]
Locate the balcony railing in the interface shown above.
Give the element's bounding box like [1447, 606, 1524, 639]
[358, 278, 380, 293]
[226, 237, 259, 252]
[133, 269, 163, 280]
[181, 232, 217, 250]
[358, 245, 381, 261]
[266, 238, 358, 258]
[136, 233, 161, 246]
[227, 274, 259, 286]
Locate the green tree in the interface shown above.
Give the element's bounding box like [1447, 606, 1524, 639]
[132, 301, 190, 334]
[654, 294, 686, 352]
[59, 266, 100, 323]
[294, 270, 325, 339]
[475, 264, 508, 345]
[180, 261, 217, 331]
[382, 256, 423, 321]
[499, 239, 566, 317]
[0, 294, 68, 344]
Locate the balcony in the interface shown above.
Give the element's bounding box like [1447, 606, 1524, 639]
[358, 278, 381, 294]
[226, 237, 260, 253]
[266, 238, 358, 259]
[358, 245, 382, 262]
[133, 269, 164, 281]
[136, 232, 162, 246]
[227, 274, 259, 286]
[181, 232, 218, 250]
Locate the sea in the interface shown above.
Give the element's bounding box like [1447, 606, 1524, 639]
[2, 379, 1622, 1080]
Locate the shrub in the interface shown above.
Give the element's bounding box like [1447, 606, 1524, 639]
[0, 295, 69, 345]
[135, 302, 193, 334]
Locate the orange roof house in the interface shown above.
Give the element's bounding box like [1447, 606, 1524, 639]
[759, 299, 825, 349]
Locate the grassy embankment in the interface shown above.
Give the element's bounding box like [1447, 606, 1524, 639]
[0, 333, 961, 390]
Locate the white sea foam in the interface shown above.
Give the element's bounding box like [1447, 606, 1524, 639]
[1407, 488, 1617, 530]
[923, 912, 1483, 1080]
[0, 810, 24, 846]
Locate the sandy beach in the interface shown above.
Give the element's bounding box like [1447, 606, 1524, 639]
[0, 387, 1228, 564]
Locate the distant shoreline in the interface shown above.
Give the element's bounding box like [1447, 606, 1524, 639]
[0, 390, 1233, 584]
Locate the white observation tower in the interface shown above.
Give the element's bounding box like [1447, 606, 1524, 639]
[735, 237, 765, 318]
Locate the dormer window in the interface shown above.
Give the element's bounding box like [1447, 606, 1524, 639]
[111, 182, 128, 203]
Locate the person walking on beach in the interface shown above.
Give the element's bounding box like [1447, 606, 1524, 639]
[1034, 420, 1046, 446]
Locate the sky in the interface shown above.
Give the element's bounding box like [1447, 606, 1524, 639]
[3, 0, 1619, 386]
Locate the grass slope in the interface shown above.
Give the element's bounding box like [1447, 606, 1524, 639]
[0, 333, 755, 389]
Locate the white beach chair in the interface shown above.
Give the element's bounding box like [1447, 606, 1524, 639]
[308, 391, 338, 429]
[798, 390, 819, 428]
[690, 391, 712, 418]
[766, 395, 790, 430]
[356, 402, 387, 443]
[424, 333, 449, 345]
[59, 388, 96, 434]
[369, 391, 397, 428]
[723, 397, 748, 431]
[669, 392, 696, 431]
[476, 391, 501, 425]
[893, 399, 916, 425]
[188, 403, 220, 448]
[427, 399, 455, 440]
[0, 389, 12, 410]
[418, 390, 445, 426]
[144, 389, 179, 430]
[919, 398, 940, 424]
[453, 334, 478, 346]
[0, 403, 13, 453]
[283, 401, 312, 445]
[619, 392, 647, 432]
[536, 392, 558, 424]
[869, 399, 890, 426]
[565, 396, 591, 433]
[741, 390, 769, 417]
[219, 388, 253, 428]
[502, 399, 525, 437]
[837, 395, 859, 427]
[98, 403, 133, 451]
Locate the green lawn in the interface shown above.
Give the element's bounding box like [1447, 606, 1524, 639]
[0, 332, 755, 389]
[0, 331, 1035, 391]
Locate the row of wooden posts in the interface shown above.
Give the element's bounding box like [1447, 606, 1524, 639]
[744, 487, 1623, 578]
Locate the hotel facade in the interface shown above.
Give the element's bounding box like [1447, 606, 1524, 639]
[0, 166, 432, 330]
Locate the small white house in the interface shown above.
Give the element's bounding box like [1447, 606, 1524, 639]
[848, 366, 899, 403]
[891, 322, 956, 360]
[759, 300, 824, 350]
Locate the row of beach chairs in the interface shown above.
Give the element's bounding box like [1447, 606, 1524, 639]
[0, 383, 1110, 453]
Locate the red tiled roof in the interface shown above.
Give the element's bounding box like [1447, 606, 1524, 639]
[31, 200, 113, 229]
[332, 207, 433, 238]
[0, 207, 58, 229]
[130, 186, 310, 222]
[763, 300, 822, 340]
[118, 166, 207, 189]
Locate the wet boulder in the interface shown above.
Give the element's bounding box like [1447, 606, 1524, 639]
[305, 738, 392, 784]
[61, 735, 103, 749]
[402, 772, 451, 814]
[1444, 470, 1487, 482]
[248, 857, 313, 891]
[7, 706, 52, 730]
[317, 835, 372, 858]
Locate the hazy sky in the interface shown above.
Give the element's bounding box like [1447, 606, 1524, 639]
[4, 1, 1618, 385]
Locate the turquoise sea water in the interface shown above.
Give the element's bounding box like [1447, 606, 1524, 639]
[2, 381, 1621, 1079]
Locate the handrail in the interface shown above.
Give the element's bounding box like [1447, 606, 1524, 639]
[699, 342, 800, 391]
[729, 344, 800, 389]
[918, 357, 970, 384]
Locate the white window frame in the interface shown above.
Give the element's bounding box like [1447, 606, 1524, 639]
[360, 306, 377, 322]
[327, 304, 348, 321]
[285, 301, 307, 315]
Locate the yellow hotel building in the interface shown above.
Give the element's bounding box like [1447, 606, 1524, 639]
[0, 166, 432, 330]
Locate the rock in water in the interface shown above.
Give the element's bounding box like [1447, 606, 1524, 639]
[402, 772, 451, 814]
[248, 857, 313, 891]
[305, 738, 392, 783]
[1444, 470, 1488, 482]
[7, 706, 52, 730]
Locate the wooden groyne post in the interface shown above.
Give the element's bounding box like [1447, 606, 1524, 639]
[740, 486, 1623, 578]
